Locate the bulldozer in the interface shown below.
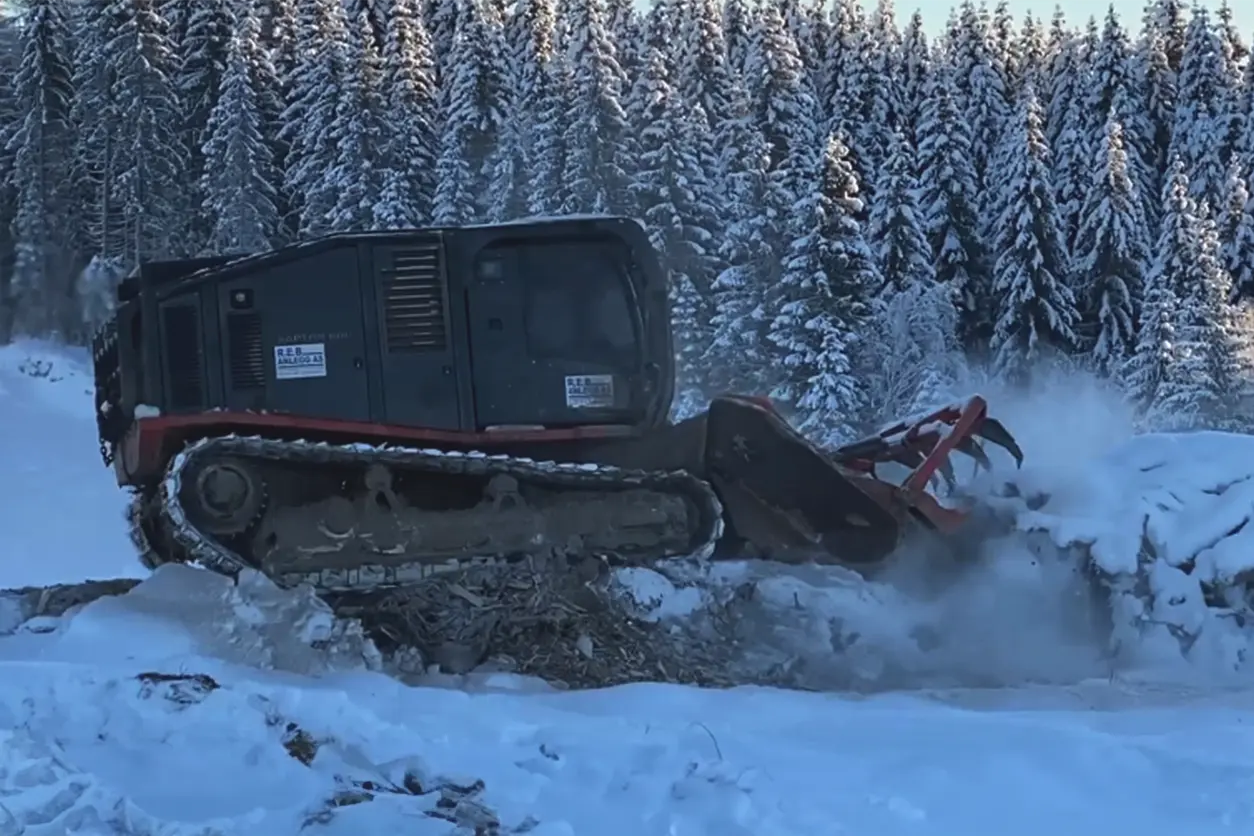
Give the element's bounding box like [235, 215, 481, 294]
[90, 215, 1022, 666]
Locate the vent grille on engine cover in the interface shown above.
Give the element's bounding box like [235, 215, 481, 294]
[383, 244, 447, 352]
[227, 312, 265, 390]
[162, 305, 204, 410]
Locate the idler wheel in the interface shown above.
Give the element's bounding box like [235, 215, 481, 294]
[187, 458, 264, 536]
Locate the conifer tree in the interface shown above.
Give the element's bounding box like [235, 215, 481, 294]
[105, 0, 188, 260]
[432, 0, 483, 224]
[915, 66, 988, 349]
[199, 4, 280, 254]
[705, 89, 776, 398]
[866, 130, 933, 295]
[280, 0, 349, 237]
[766, 134, 877, 444]
[1171, 5, 1228, 208]
[1072, 113, 1147, 377]
[7, 0, 76, 335]
[628, 46, 721, 398]
[1219, 158, 1254, 299]
[988, 85, 1080, 382]
[1127, 159, 1191, 412]
[562, 0, 632, 214]
[1155, 201, 1242, 428]
[374, 0, 439, 227]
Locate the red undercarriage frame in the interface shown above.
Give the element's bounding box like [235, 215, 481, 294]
[116, 395, 1022, 540]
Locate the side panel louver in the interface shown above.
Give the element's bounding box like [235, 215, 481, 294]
[383, 244, 447, 353]
[227, 312, 265, 390]
[162, 305, 203, 410]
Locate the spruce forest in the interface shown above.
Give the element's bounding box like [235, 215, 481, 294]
[0, 0, 1252, 441]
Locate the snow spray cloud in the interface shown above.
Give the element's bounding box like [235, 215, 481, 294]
[716, 368, 1138, 692]
[876, 367, 1138, 688]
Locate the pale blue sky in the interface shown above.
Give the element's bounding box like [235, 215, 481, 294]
[908, 0, 1252, 36]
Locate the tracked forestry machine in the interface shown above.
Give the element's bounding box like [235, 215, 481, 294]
[91, 215, 1021, 663]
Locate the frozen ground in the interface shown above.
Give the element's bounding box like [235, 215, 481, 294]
[5, 340, 1254, 834]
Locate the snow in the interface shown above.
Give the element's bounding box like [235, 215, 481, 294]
[13, 341, 1254, 833]
[0, 340, 140, 588]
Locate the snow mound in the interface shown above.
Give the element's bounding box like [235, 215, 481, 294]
[991, 429, 1254, 679]
[1, 564, 381, 677]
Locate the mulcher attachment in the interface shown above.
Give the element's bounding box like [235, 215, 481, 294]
[702, 394, 1023, 567]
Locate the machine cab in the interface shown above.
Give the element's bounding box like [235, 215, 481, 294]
[93, 216, 677, 462]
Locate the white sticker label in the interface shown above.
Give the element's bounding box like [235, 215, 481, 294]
[274, 343, 327, 379]
[565, 374, 615, 408]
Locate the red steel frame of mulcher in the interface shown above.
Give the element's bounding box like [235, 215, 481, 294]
[114, 412, 638, 487]
[116, 397, 998, 537]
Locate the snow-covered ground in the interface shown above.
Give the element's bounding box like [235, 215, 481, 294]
[6, 340, 1254, 834]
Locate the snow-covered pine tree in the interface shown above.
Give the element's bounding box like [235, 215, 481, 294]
[854, 0, 904, 181]
[252, 0, 298, 243]
[795, 0, 833, 102]
[604, 0, 640, 82]
[67, 0, 127, 267]
[1133, 14, 1178, 185]
[0, 23, 19, 341]
[1087, 6, 1137, 120]
[627, 46, 721, 402]
[561, 0, 632, 214]
[1238, 47, 1254, 165]
[1126, 158, 1191, 412]
[866, 130, 933, 295]
[915, 65, 989, 350]
[953, 1, 1010, 203]
[863, 278, 964, 419]
[1044, 15, 1081, 148]
[722, 0, 753, 79]
[280, 0, 348, 237]
[897, 11, 930, 144]
[1216, 0, 1249, 75]
[765, 134, 878, 445]
[199, 3, 280, 254]
[676, 0, 737, 132]
[427, 0, 460, 84]
[705, 88, 775, 398]
[823, 0, 863, 129]
[7, 0, 76, 336]
[988, 84, 1080, 384]
[1220, 157, 1254, 298]
[526, 51, 572, 217]
[1156, 201, 1243, 428]
[1017, 13, 1048, 97]
[1071, 108, 1147, 377]
[169, 0, 233, 252]
[748, 2, 820, 223]
[487, 0, 555, 221]
[1215, 0, 1248, 161]
[862, 132, 961, 418]
[1190, 208, 1244, 419]
[105, 0, 189, 261]
[466, 0, 508, 212]
[372, 0, 439, 228]
[432, 0, 484, 224]
[1171, 5, 1228, 209]
[324, 4, 386, 231]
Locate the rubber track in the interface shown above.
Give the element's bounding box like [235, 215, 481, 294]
[147, 434, 725, 595]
